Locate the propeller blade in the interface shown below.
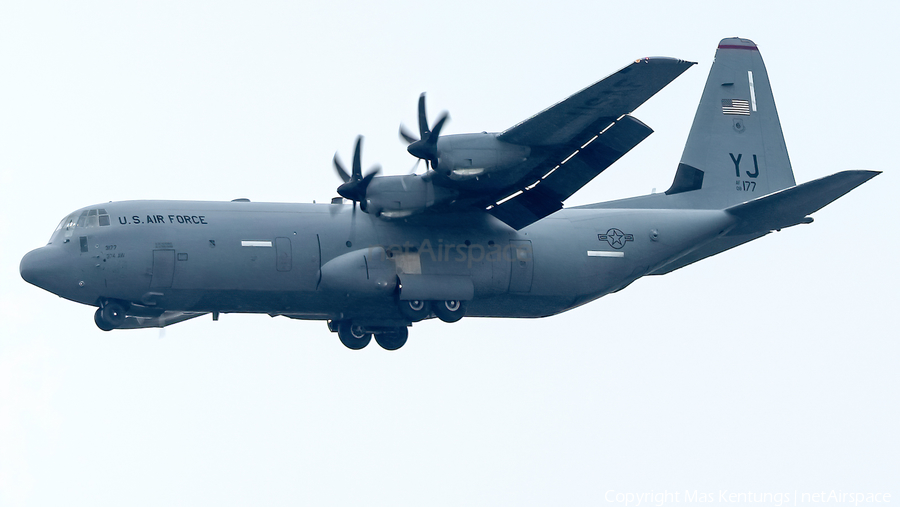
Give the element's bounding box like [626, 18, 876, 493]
[417, 93, 429, 138]
[407, 113, 448, 164]
[336, 167, 380, 202]
[333, 153, 351, 183]
[360, 166, 380, 190]
[399, 124, 418, 144]
[334, 135, 381, 214]
[431, 112, 449, 139]
[352, 136, 363, 180]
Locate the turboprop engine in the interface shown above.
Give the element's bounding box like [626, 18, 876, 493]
[332, 137, 457, 219]
[399, 93, 531, 180]
[362, 174, 457, 218]
[433, 133, 530, 179]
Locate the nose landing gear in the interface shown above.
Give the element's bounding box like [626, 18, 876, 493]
[94, 300, 128, 331]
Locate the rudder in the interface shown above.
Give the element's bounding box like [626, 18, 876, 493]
[667, 37, 795, 208]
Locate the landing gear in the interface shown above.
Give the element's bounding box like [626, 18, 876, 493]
[432, 300, 466, 323]
[94, 308, 114, 331]
[396, 298, 468, 323]
[332, 321, 410, 350]
[337, 321, 372, 350]
[94, 300, 128, 331]
[374, 327, 408, 351]
[397, 299, 430, 322]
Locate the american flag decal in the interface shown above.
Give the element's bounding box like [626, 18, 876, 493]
[722, 99, 751, 115]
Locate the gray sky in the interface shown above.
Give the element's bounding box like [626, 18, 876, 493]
[1, 1, 897, 506]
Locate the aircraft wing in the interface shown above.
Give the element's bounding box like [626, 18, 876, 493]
[499, 57, 695, 146]
[486, 57, 695, 229]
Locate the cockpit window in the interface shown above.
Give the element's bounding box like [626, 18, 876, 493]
[50, 208, 112, 243]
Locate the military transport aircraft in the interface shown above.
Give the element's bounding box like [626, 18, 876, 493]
[20, 38, 878, 350]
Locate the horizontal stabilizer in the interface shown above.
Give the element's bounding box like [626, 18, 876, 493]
[724, 170, 880, 236]
[650, 170, 879, 275]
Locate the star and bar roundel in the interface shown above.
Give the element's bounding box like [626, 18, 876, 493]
[598, 228, 634, 249]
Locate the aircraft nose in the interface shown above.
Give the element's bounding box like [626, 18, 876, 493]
[20, 246, 67, 291]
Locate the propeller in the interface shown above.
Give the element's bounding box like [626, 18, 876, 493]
[399, 93, 449, 172]
[333, 136, 380, 212]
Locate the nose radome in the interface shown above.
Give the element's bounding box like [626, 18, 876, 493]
[20, 246, 66, 291]
[20, 248, 41, 286]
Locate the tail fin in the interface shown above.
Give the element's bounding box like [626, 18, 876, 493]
[666, 37, 795, 208]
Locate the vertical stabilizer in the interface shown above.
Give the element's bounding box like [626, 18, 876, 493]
[667, 37, 795, 208]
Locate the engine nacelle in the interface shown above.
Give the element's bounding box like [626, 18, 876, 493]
[435, 133, 530, 179]
[363, 174, 457, 218]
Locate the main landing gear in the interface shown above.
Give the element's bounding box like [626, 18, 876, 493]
[397, 299, 467, 323]
[333, 321, 408, 351]
[336, 322, 372, 350]
[331, 298, 466, 351]
[374, 327, 408, 351]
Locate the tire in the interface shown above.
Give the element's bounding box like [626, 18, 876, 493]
[337, 322, 372, 350]
[94, 308, 114, 331]
[97, 301, 127, 329]
[374, 327, 409, 351]
[397, 299, 430, 322]
[432, 300, 466, 323]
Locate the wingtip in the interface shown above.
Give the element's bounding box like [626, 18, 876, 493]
[861, 169, 883, 180]
[850, 169, 882, 177]
[635, 56, 697, 66]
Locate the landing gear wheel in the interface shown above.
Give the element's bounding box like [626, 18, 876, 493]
[397, 299, 430, 322]
[337, 322, 372, 350]
[432, 300, 466, 323]
[100, 301, 127, 328]
[94, 301, 127, 331]
[94, 308, 114, 331]
[374, 327, 409, 351]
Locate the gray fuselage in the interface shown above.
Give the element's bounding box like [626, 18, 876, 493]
[21, 200, 733, 326]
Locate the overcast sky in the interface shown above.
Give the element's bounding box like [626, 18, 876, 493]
[1, 1, 897, 506]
